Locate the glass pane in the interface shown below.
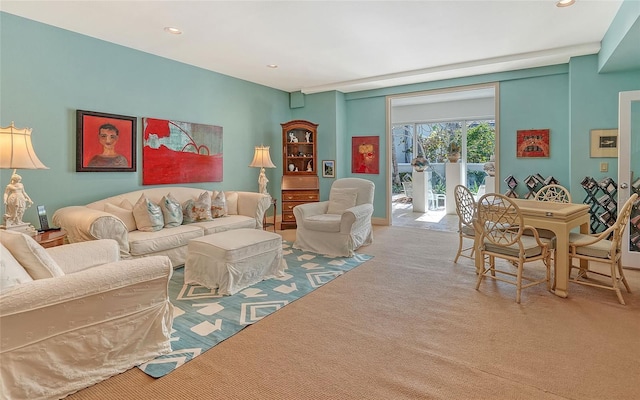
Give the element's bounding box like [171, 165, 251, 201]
[465, 120, 495, 195]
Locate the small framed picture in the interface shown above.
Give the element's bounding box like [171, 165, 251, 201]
[516, 129, 550, 158]
[322, 160, 335, 178]
[76, 110, 137, 172]
[590, 129, 618, 158]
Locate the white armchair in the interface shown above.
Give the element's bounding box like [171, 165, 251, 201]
[0, 232, 174, 400]
[293, 178, 375, 257]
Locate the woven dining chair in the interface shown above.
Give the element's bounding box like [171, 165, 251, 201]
[453, 185, 476, 263]
[568, 193, 638, 305]
[475, 193, 551, 303]
[534, 184, 572, 203]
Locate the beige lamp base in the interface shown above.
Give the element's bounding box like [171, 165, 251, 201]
[0, 222, 37, 236]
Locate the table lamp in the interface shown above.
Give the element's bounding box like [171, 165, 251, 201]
[0, 122, 49, 234]
[249, 145, 276, 196]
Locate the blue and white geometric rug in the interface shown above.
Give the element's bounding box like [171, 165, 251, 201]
[138, 241, 372, 378]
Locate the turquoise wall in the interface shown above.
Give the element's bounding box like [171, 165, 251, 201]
[569, 55, 640, 196]
[499, 72, 570, 194]
[0, 13, 291, 227]
[2, 7, 639, 227]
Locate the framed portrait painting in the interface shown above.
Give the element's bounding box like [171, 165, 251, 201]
[352, 136, 379, 174]
[76, 110, 136, 172]
[516, 129, 550, 158]
[590, 129, 618, 158]
[322, 160, 335, 178]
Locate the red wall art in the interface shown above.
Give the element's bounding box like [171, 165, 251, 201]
[516, 129, 550, 158]
[143, 118, 223, 184]
[76, 110, 136, 172]
[351, 136, 379, 174]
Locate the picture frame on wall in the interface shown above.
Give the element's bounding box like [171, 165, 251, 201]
[516, 129, 550, 158]
[351, 136, 380, 174]
[76, 110, 137, 172]
[590, 129, 618, 158]
[322, 160, 335, 178]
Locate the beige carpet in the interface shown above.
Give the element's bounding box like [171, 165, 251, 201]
[68, 226, 640, 400]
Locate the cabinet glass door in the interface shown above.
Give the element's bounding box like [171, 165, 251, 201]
[619, 90, 640, 267]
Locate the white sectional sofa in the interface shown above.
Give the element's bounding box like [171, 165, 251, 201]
[52, 187, 271, 267]
[0, 233, 173, 400]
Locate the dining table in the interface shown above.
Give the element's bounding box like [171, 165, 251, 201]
[474, 198, 590, 298]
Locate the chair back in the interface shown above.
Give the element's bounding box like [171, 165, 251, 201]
[454, 185, 475, 226]
[331, 178, 375, 206]
[534, 184, 571, 203]
[610, 193, 639, 255]
[476, 193, 525, 247]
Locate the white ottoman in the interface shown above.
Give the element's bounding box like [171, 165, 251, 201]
[184, 228, 286, 295]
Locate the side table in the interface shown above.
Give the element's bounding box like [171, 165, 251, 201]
[34, 229, 67, 248]
[263, 198, 277, 232]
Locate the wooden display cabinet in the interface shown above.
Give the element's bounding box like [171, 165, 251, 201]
[281, 120, 319, 229]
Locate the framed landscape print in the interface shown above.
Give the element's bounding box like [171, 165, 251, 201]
[516, 129, 550, 158]
[142, 117, 223, 184]
[76, 110, 136, 172]
[590, 129, 618, 157]
[322, 160, 335, 178]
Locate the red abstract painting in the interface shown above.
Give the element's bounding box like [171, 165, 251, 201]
[516, 129, 550, 158]
[351, 136, 379, 174]
[143, 118, 223, 184]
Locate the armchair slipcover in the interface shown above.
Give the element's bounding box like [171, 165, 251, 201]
[293, 178, 374, 257]
[0, 234, 174, 400]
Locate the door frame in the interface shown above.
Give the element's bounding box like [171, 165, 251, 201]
[385, 83, 499, 226]
[619, 90, 640, 268]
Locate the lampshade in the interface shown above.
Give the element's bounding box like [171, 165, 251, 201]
[248, 145, 276, 169]
[0, 122, 49, 170]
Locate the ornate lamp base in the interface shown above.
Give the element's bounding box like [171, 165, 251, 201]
[0, 222, 37, 236]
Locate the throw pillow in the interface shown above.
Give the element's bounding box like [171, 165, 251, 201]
[104, 203, 137, 232]
[0, 243, 34, 291]
[327, 188, 359, 215]
[133, 194, 164, 232]
[211, 190, 228, 218]
[183, 192, 213, 223]
[225, 191, 239, 215]
[160, 193, 183, 227]
[0, 230, 65, 280]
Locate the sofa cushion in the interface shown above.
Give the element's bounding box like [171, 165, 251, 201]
[183, 192, 213, 223]
[303, 214, 342, 233]
[133, 194, 164, 232]
[191, 215, 256, 235]
[0, 243, 34, 290]
[0, 230, 65, 279]
[160, 193, 183, 228]
[127, 225, 204, 257]
[211, 190, 228, 218]
[225, 191, 239, 215]
[327, 188, 358, 215]
[105, 202, 137, 232]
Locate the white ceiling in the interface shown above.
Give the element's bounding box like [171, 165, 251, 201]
[0, 1, 625, 94]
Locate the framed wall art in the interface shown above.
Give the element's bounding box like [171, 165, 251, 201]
[76, 110, 136, 172]
[322, 160, 335, 178]
[142, 117, 223, 185]
[351, 136, 379, 174]
[590, 129, 618, 158]
[516, 129, 550, 158]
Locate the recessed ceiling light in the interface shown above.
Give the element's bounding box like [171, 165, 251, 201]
[556, 0, 575, 7]
[164, 27, 182, 35]
[267, 64, 278, 69]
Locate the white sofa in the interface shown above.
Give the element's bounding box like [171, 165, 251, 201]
[52, 187, 271, 267]
[0, 232, 173, 400]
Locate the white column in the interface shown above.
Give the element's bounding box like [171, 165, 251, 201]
[446, 162, 465, 214]
[412, 170, 429, 213]
[485, 176, 496, 194]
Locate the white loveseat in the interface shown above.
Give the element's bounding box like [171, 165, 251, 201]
[0, 231, 173, 400]
[52, 187, 271, 267]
